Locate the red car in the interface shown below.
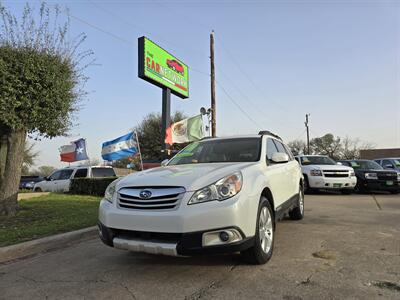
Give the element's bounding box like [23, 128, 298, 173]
[167, 59, 184, 75]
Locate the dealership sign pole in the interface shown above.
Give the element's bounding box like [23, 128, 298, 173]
[138, 37, 189, 157]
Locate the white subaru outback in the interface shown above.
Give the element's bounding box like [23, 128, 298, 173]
[98, 132, 304, 264]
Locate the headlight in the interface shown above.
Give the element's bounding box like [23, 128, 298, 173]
[104, 178, 122, 203]
[350, 171, 355, 177]
[310, 169, 322, 176]
[188, 172, 243, 205]
[397, 173, 400, 181]
[365, 173, 378, 180]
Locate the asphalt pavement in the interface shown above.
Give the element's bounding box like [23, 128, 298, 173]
[1, 193, 399, 300]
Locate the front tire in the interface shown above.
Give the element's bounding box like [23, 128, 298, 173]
[289, 186, 304, 220]
[304, 175, 313, 194]
[34, 187, 42, 192]
[241, 197, 274, 265]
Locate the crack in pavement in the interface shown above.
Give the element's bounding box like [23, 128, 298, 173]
[371, 195, 382, 210]
[185, 262, 240, 300]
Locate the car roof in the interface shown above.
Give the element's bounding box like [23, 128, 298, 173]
[340, 159, 373, 162]
[60, 165, 113, 170]
[375, 158, 400, 160]
[201, 134, 281, 141]
[295, 154, 328, 157]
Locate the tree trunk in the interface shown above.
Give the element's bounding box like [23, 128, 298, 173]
[0, 126, 26, 216]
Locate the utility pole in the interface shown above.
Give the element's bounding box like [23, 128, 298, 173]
[210, 30, 216, 137]
[161, 88, 171, 158]
[305, 114, 310, 154]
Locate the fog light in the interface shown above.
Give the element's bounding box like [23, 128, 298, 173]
[202, 228, 243, 247]
[219, 231, 229, 242]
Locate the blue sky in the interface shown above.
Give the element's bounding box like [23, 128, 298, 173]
[4, 0, 400, 167]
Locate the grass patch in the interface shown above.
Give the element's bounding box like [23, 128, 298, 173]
[0, 193, 101, 247]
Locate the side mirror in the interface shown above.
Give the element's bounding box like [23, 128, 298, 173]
[271, 152, 289, 164]
[336, 162, 343, 165]
[161, 159, 169, 166]
[384, 164, 394, 169]
[45, 177, 51, 181]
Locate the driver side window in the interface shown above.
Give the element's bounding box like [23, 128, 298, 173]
[49, 171, 62, 181]
[266, 138, 279, 162]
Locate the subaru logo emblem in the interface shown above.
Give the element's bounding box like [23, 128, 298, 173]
[139, 190, 152, 199]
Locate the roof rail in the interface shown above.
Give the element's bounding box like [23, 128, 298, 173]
[258, 130, 282, 141]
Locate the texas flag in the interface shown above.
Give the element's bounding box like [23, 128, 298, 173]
[59, 138, 89, 162]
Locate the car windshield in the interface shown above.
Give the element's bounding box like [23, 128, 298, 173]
[393, 159, 400, 167]
[349, 160, 383, 170]
[300, 156, 335, 165]
[168, 138, 262, 165]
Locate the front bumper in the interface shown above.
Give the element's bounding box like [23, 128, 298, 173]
[308, 176, 357, 189]
[98, 191, 259, 256]
[359, 179, 400, 192]
[98, 222, 255, 256]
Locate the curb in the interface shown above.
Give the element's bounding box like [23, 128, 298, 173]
[0, 226, 98, 264]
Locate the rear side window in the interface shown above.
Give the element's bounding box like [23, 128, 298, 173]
[382, 160, 394, 168]
[74, 168, 88, 178]
[266, 138, 279, 161]
[59, 169, 74, 180]
[92, 168, 116, 178]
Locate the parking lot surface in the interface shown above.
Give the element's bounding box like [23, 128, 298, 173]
[1, 194, 399, 300]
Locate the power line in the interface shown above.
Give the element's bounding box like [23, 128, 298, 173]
[65, 5, 267, 131]
[215, 35, 294, 114]
[88, 0, 209, 58]
[215, 64, 300, 131]
[63, 10, 210, 77]
[216, 80, 263, 130]
[66, 11, 133, 46]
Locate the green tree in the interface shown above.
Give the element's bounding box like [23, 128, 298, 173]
[133, 111, 187, 160]
[21, 141, 39, 175]
[34, 165, 56, 177]
[340, 136, 375, 159]
[310, 134, 342, 160]
[287, 140, 307, 156]
[0, 3, 92, 215]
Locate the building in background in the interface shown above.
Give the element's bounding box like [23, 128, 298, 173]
[360, 148, 400, 159]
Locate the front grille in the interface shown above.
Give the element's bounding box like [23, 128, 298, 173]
[323, 170, 349, 178]
[118, 186, 185, 210]
[115, 229, 182, 243]
[377, 173, 397, 180]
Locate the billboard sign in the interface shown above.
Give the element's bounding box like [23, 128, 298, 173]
[138, 37, 189, 99]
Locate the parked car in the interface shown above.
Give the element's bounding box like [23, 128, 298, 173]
[374, 158, 400, 172]
[33, 166, 116, 192]
[98, 131, 304, 265]
[338, 160, 400, 194]
[295, 155, 356, 194]
[19, 175, 45, 190]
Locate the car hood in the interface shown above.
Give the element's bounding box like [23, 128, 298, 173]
[302, 164, 353, 171]
[117, 162, 257, 192]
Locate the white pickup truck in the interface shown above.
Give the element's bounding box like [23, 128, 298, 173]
[295, 155, 356, 194]
[99, 132, 304, 264]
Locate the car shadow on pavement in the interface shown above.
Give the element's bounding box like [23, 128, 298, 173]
[123, 251, 243, 267]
